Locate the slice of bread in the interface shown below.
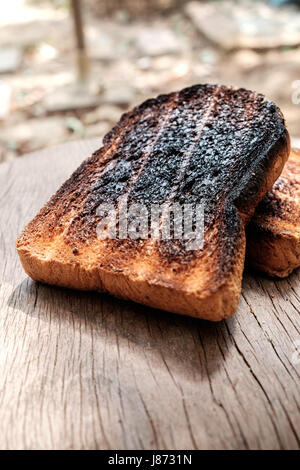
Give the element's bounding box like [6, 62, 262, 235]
[16, 85, 290, 320]
[247, 148, 300, 278]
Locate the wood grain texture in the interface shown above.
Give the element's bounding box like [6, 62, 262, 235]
[0, 138, 299, 450]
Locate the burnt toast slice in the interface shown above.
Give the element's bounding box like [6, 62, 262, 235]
[247, 148, 299, 278]
[16, 84, 289, 321]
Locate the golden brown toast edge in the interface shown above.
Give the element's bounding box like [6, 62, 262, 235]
[247, 148, 300, 278]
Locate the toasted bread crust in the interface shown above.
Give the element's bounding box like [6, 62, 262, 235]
[247, 148, 300, 277]
[16, 85, 290, 320]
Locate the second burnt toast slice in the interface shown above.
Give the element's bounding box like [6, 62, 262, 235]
[16, 84, 289, 320]
[247, 148, 300, 277]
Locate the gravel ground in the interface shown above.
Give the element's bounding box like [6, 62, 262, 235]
[0, 0, 299, 162]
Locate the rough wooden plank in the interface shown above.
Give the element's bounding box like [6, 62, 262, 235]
[0, 139, 299, 450]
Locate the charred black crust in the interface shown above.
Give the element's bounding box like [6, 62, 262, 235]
[19, 84, 289, 283]
[231, 129, 290, 216]
[249, 148, 299, 230]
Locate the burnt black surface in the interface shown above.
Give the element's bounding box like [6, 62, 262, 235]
[60, 84, 287, 268]
[84, 85, 285, 219]
[251, 155, 300, 222]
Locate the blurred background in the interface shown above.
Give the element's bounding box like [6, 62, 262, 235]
[0, 0, 299, 162]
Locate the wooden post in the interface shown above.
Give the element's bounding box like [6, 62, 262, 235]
[71, 0, 90, 85]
